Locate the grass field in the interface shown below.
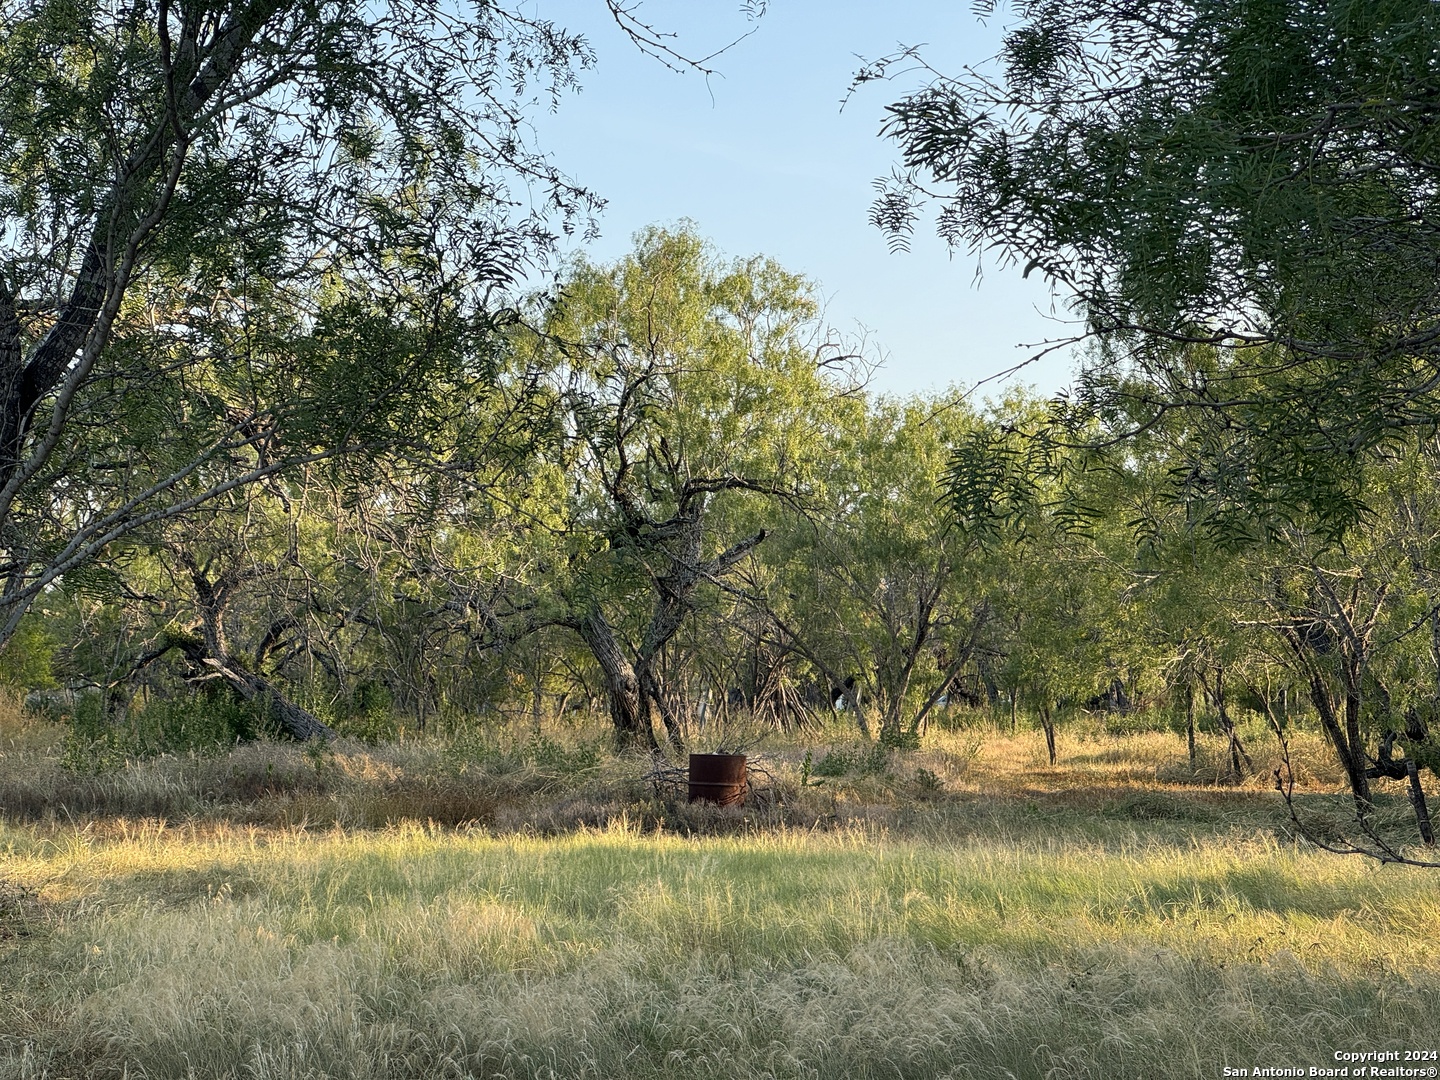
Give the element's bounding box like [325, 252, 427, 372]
[2, 703, 1438, 1079]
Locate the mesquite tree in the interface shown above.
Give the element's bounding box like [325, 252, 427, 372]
[528, 226, 859, 751]
[862, 0, 1440, 539]
[755, 394, 993, 743]
[0, 0, 683, 656]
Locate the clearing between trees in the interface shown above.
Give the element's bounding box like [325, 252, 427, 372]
[2, 700, 1437, 1080]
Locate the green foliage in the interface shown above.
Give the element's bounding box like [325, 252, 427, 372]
[945, 413, 1098, 544]
[1412, 740, 1440, 780]
[61, 693, 266, 773]
[0, 613, 57, 690]
[867, 0, 1440, 539]
[0, 0, 607, 650]
[913, 767, 944, 794]
[878, 726, 922, 751]
[762, 392, 990, 740]
[505, 224, 858, 747]
[809, 743, 890, 779]
[331, 681, 400, 745]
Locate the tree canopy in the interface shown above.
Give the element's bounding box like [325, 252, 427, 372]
[862, 0, 1440, 538]
[0, 0, 612, 643]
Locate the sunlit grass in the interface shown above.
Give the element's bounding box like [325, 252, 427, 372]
[6, 819, 1440, 1078]
[2, 704, 1437, 1078]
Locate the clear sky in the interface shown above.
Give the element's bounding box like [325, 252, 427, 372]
[524, 0, 1082, 400]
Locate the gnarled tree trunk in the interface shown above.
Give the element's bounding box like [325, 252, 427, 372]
[200, 659, 334, 741]
[577, 608, 657, 752]
[173, 552, 334, 741]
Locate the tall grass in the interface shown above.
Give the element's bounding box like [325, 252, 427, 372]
[2, 703, 1435, 1078]
[6, 822, 1440, 1076]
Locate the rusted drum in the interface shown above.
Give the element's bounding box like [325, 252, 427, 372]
[688, 753, 747, 806]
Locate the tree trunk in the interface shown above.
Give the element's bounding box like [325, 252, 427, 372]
[1185, 682, 1197, 773]
[162, 555, 335, 741]
[1343, 658, 1368, 805]
[1304, 671, 1372, 809]
[196, 658, 333, 741]
[1039, 702, 1057, 766]
[1280, 620, 1374, 811]
[1407, 760, 1435, 846]
[910, 648, 973, 741]
[1430, 603, 1440, 706]
[839, 681, 872, 740]
[639, 664, 685, 751]
[1208, 667, 1251, 781]
[578, 609, 657, 752]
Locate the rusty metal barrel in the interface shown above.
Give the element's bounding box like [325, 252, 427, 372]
[688, 753, 747, 806]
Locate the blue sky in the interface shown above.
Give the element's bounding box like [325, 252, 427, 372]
[524, 1, 1082, 400]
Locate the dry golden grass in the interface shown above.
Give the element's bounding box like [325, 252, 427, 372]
[2, 704, 1437, 1079]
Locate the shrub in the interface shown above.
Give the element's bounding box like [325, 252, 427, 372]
[913, 767, 944, 795]
[879, 726, 922, 751]
[327, 680, 406, 744]
[0, 614, 58, 691]
[61, 692, 266, 772]
[810, 743, 890, 778]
